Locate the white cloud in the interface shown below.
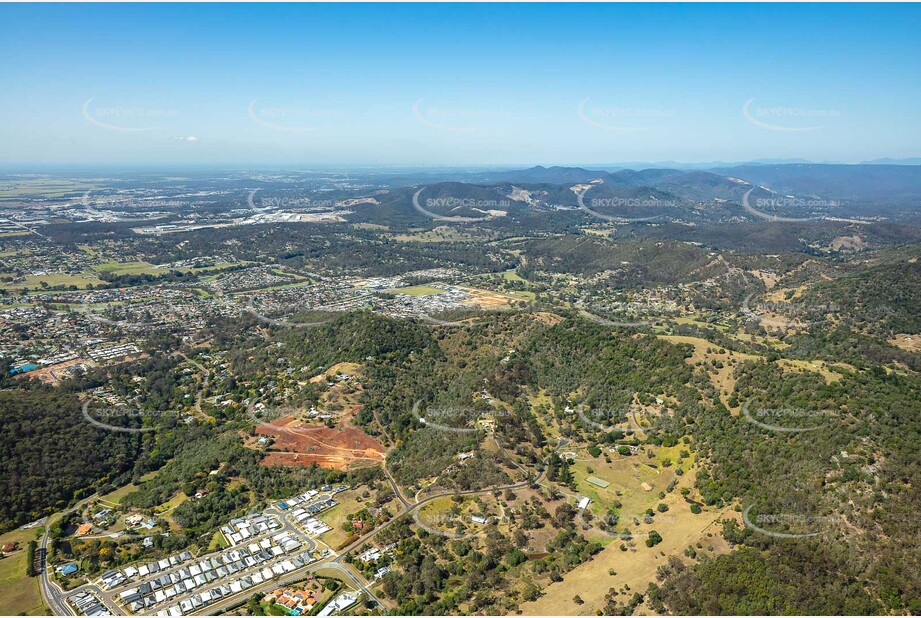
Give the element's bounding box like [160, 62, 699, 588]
[173, 136, 199, 142]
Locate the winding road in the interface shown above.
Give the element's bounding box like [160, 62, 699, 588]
[48, 400, 554, 616]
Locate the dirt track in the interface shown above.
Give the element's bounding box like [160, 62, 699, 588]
[256, 415, 386, 470]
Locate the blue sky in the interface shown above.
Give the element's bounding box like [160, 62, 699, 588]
[1, 3, 919, 167]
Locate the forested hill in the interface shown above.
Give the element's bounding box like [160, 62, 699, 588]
[0, 390, 141, 530]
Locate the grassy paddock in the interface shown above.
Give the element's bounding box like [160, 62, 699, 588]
[0, 527, 47, 615]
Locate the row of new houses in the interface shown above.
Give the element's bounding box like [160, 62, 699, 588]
[152, 550, 317, 617]
[117, 531, 306, 614]
[100, 551, 194, 589]
[220, 513, 282, 545]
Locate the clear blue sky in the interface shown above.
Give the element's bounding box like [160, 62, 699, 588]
[1, 3, 919, 167]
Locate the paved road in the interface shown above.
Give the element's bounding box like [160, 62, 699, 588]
[193, 559, 364, 616]
[177, 352, 214, 422]
[38, 493, 120, 617]
[49, 473, 544, 617]
[38, 542, 72, 617]
[46, 441, 552, 616]
[194, 471, 543, 616]
[97, 511, 314, 615]
[312, 561, 383, 607]
[337, 469, 543, 558]
[383, 464, 411, 510]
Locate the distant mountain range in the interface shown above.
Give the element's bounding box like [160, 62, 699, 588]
[352, 162, 921, 225]
[603, 158, 921, 169]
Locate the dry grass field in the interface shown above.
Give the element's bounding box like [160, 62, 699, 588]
[521, 502, 737, 616]
[0, 527, 47, 616]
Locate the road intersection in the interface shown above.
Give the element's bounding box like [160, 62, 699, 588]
[43, 450, 547, 616]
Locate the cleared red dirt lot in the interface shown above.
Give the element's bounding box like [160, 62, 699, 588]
[256, 415, 386, 470]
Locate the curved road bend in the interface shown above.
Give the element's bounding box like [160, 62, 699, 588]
[53, 444, 549, 615]
[195, 471, 543, 616]
[383, 464, 412, 510]
[39, 493, 117, 616]
[56, 507, 309, 617]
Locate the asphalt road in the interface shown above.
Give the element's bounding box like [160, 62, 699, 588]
[383, 464, 411, 510]
[194, 470, 543, 616]
[43, 446, 552, 616]
[38, 493, 118, 617]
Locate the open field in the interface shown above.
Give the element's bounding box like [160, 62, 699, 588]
[309, 362, 362, 384]
[93, 260, 163, 276]
[392, 226, 490, 243]
[312, 367, 365, 424]
[0, 527, 47, 616]
[660, 334, 760, 411]
[383, 284, 446, 297]
[461, 286, 519, 308]
[521, 501, 736, 616]
[579, 227, 614, 237]
[572, 457, 667, 522]
[664, 333, 855, 396]
[889, 333, 921, 352]
[671, 315, 731, 331]
[96, 483, 141, 507]
[777, 358, 855, 383]
[208, 530, 229, 552]
[0, 179, 97, 199]
[317, 489, 366, 549]
[155, 491, 189, 531]
[416, 494, 504, 539]
[93, 259, 242, 277]
[0, 272, 105, 290]
[18, 358, 95, 385]
[570, 443, 695, 536]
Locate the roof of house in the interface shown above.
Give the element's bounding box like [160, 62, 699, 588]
[76, 523, 94, 535]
